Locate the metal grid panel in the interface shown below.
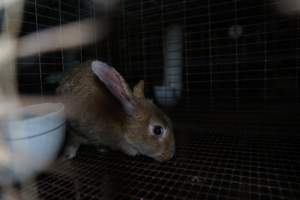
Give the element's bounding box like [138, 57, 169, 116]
[110, 0, 300, 115]
[17, 0, 98, 95]
[17, 0, 300, 123]
[24, 131, 300, 200]
[11, 1, 300, 200]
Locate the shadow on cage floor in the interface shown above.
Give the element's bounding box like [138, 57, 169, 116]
[23, 130, 300, 200]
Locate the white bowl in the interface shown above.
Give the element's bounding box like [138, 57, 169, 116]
[0, 103, 66, 183]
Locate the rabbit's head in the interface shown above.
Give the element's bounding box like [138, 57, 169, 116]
[92, 61, 175, 162]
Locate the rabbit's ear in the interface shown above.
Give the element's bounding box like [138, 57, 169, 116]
[91, 60, 137, 115]
[133, 80, 145, 98]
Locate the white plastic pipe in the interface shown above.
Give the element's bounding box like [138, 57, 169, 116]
[154, 24, 183, 107]
[276, 0, 300, 15]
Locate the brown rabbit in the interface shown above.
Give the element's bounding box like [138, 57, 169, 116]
[56, 60, 175, 162]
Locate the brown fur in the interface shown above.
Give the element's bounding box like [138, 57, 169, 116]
[57, 61, 175, 161]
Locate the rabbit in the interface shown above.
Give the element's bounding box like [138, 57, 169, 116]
[56, 60, 175, 162]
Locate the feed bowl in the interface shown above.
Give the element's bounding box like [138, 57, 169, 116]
[0, 103, 66, 184]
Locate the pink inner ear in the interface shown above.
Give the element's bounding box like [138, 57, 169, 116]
[92, 61, 127, 98]
[91, 60, 136, 114]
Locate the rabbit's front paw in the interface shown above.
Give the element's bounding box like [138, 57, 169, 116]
[124, 147, 138, 156]
[97, 147, 109, 154]
[64, 146, 79, 159]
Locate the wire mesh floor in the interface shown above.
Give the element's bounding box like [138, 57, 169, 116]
[25, 131, 300, 200]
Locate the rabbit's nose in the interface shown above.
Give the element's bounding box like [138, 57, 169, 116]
[155, 155, 170, 162]
[168, 142, 176, 158]
[159, 150, 175, 161]
[168, 149, 176, 159]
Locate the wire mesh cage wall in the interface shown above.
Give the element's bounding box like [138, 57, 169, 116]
[8, 0, 300, 200]
[17, 0, 100, 95]
[18, 0, 300, 128]
[114, 0, 300, 111]
[105, 0, 300, 130]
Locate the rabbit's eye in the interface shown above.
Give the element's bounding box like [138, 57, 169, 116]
[153, 125, 164, 136]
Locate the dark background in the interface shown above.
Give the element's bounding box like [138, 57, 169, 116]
[17, 0, 300, 130]
[11, 2, 300, 199]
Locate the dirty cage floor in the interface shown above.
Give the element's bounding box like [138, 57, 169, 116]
[26, 131, 300, 200]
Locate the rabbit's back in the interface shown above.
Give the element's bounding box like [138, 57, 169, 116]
[57, 62, 94, 95]
[57, 62, 127, 145]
